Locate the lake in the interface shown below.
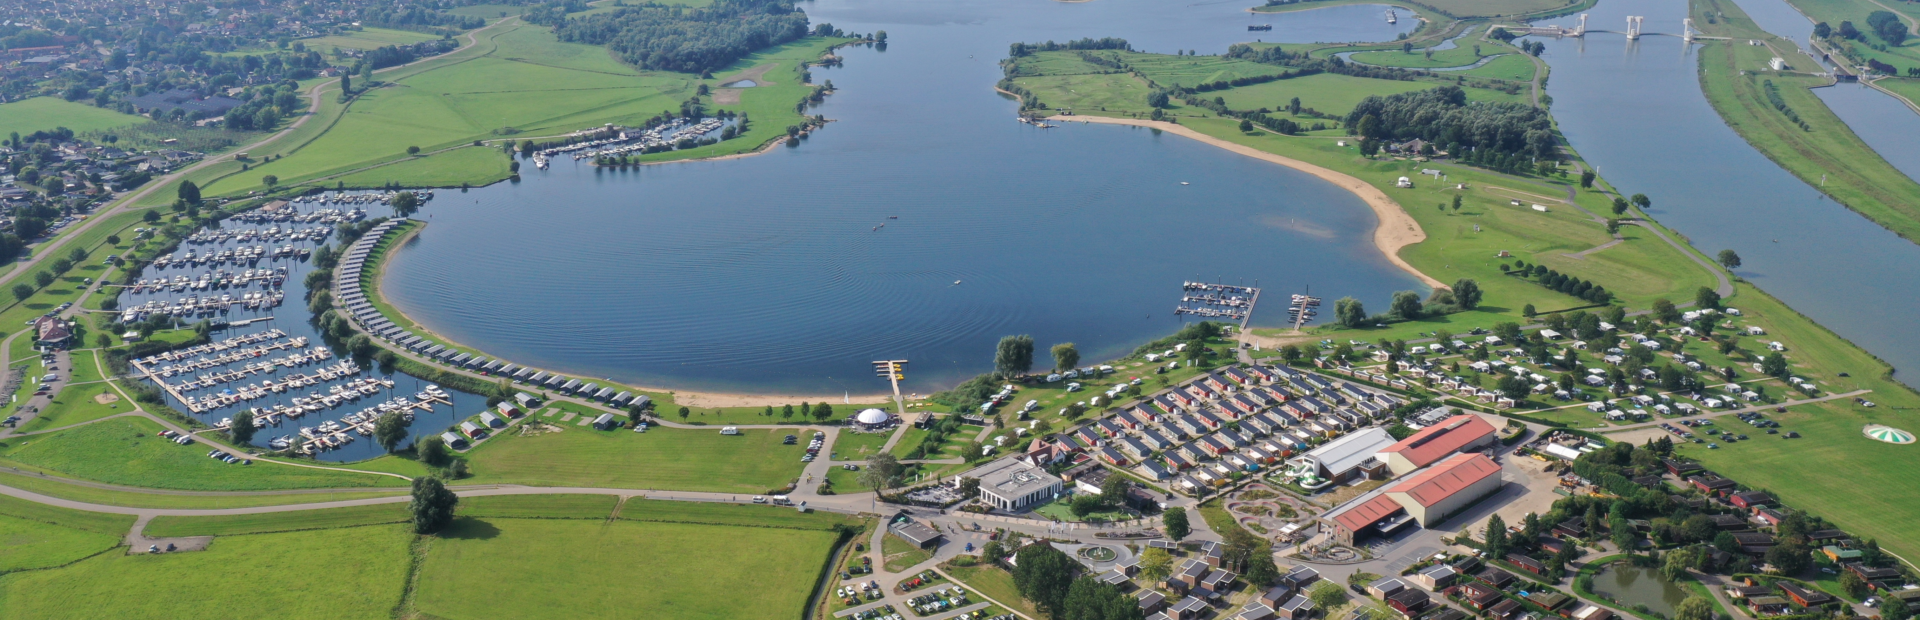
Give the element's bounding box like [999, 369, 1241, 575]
[382, 0, 1428, 396]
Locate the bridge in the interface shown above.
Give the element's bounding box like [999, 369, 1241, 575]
[1491, 14, 1729, 41]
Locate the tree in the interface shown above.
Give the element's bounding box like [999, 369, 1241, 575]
[1061, 576, 1145, 620]
[1390, 291, 1423, 319]
[1674, 596, 1714, 620]
[1716, 249, 1741, 270]
[1012, 544, 1078, 617]
[177, 180, 201, 205]
[406, 145, 421, 155]
[1766, 539, 1812, 575]
[391, 191, 420, 217]
[995, 335, 1036, 378]
[1653, 298, 1680, 324]
[1163, 507, 1191, 541]
[1629, 193, 1651, 210]
[1099, 475, 1130, 507]
[1238, 118, 1254, 132]
[419, 435, 451, 466]
[812, 402, 834, 422]
[1452, 195, 1463, 212]
[678, 406, 691, 421]
[1580, 170, 1595, 188]
[11, 283, 32, 302]
[33, 271, 53, 287]
[1484, 514, 1510, 558]
[958, 477, 980, 497]
[1307, 581, 1347, 610]
[631, 405, 650, 427]
[1051, 342, 1081, 372]
[340, 73, 352, 94]
[231, 409, 257, 444]
[859, 453, 905, 493]
[1839, 569, 1868, 598]
[1335, 297, 1367, 328]
[1661, 547, 1696, 581]
[1694, 286, 1721, 310]
[261, 174, 278, 188]
[1611, 197, 1629, 216]
[1245, 540, 1280, 586]
[1452, 279, 1482, 309]
[781, 404, 795, 419]
[373, 411, 411, 453]
[409, 476, 460, 534]
[1069, 494, 1105, 517]
[1815, 21, 1832, 38]
[1139, 547, 1175, 582]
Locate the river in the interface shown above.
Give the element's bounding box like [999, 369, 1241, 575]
[382, 0, 1426, 396]
[1531, 0, 1920, 389]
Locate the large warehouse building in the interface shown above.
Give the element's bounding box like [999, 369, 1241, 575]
[1377, 414, 1498, 476]
[1323, 453, 1504, 545]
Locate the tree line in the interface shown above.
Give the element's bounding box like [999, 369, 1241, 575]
[549, 0, 812, 74]
[1500, 259, 1614, 305]
[1007, 37, 1132, 58]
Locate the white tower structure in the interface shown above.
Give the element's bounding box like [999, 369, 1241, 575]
[1682, 17, 1695, 42]
[1626, 16, 1644, 40]
[1575, 14, 1588, 36]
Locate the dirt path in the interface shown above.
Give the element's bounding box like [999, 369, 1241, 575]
[1059, 115, 1445, 289]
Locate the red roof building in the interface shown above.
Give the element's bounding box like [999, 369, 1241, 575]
[1378, 414, 1497, 476]
[1383, 453, 1504, 526]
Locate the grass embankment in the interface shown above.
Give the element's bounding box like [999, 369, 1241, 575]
[0, 97, 150, 138]
[142, 494, 619, 537]
[0, 493, 134, 573]
[457, 424, 806, 493]
[0, 417, 406, 491]
[1692, 0, 1920, 244]
[1012, 47, 1920, 562]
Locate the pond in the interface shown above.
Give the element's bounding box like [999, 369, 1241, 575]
[720, 79, 758, 87]
[1588, 563, 1690, 617]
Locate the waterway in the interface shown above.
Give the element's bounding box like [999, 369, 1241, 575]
[1588, 563, 1690, 617]
[383, 0, 1426, 396]
[112, 197, 491, 462]
[1530, 0, 1920, 389]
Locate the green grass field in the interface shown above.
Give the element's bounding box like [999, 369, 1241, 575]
[0, 97, 148, 139]
[0, 525, 413, 619]
[882, 531, 934, 572]
[617, 498, 861, 530]
[0, 493, 133, 573]
[301, 27, 443, 52]
[196, 20, 847, 197]
[144, 503, 410, 537]
[1669, 399, 1920, 563]
[0, 417, 406, 491]
[834, 429, 894, 459]
[14, 382, 127, 433]
[413, 517, 839, 620]
[462, 424, 805, 493]
[943, 563, 1043, 619]
[0, 470, 405, 509]
[1458, 53, 1541, 81]
[1350, 46, 1496, 69]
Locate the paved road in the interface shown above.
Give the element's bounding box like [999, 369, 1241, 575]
[1589, 389, 1867, 433]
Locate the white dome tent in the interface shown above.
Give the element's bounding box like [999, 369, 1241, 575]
[854, 408, 893, 428]
[1864, 424, 1915, 445]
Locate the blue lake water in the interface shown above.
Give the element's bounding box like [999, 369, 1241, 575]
[383, 0, 1427, 396]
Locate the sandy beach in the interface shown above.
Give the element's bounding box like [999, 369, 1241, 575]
[1061, 115, 1445, 289]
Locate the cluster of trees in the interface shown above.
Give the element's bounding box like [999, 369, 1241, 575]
[222, 83, 304, 131]
[10, 246, 91, 302]
[1760, 80, 1811, 132]
[1328, 279, 1482, 329]
[1867, 11, 1909, 45]
[1011, 544, 1142, 620]
[1224, 44, 1425, 82]
[1502, 260, 1614, 305]
[364, 40, 457, 71]
[1007, 37, 1132, 57]
[362, 5, 487, 31]
[1346, 86, 1557, 162]
[551, 0, 811, 74]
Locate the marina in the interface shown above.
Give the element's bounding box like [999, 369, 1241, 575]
[1173, 281, 1261, 330]
[111, 193, 486, 461]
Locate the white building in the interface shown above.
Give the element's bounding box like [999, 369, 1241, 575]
[972, 457, 1065, 511]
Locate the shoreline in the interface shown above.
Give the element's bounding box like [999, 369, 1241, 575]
[362, 227, 896, 409]
[1058, 115, 1445, 289]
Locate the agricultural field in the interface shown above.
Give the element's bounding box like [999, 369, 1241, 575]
[413, 517, 841, 620]
[0, 417, 407, 491]
[0, 97, 147, 138]
[0, 494, 133, 573]
[299, 27, 443, 52]
[0, 525, 415, 619]
[462, 423, 807, 493]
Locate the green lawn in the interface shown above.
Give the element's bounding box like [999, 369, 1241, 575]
[0, 525, 413, 619]
[0, 493, 133, 573]
[0, 470, 406, 509]
[617, 498, 861, 530]
[0, 97, 148, 138]
[143, 494, 623, 537]
[835, 428, 894, 459]
[1669, 399, 1920, 563]
[883, 530, 934, 572]
[0, 417, 407, 491]
[1459, 54, 1540, 81]
[1350, 47, 1499, 69]
[463, 424, 805, 493]
[14, 382, 127, 433]
[414, 517, 839, 620]
[943, 563, 1044, 619]
[301, 27, 443, 52]
[333, 144, 513, 189]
